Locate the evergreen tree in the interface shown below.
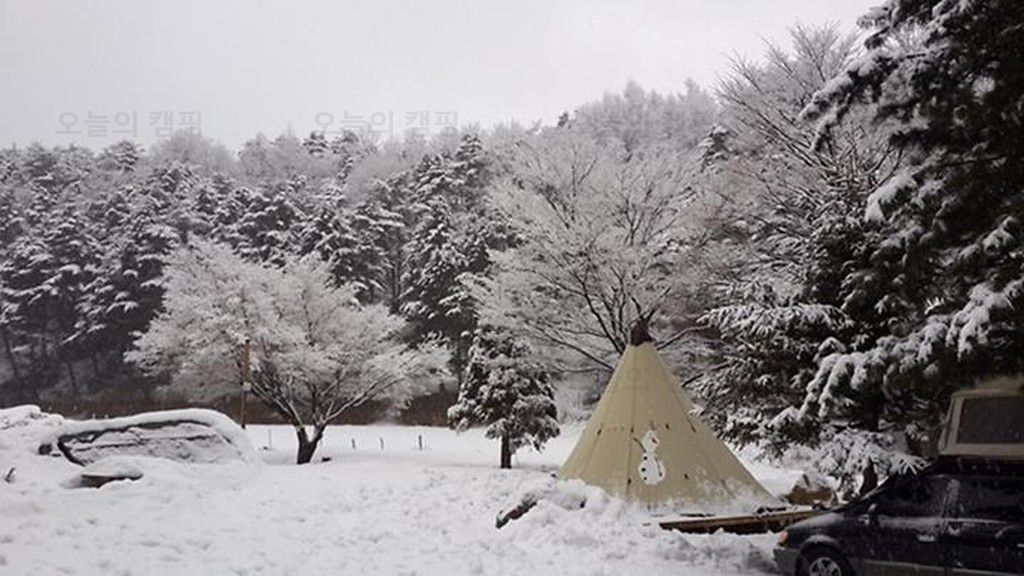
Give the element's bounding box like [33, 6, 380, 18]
[0, 186, 26, 390]
[99, 140, 144, 173]
[233, 187, 300, 266]
[141, 162, 201, 238]
[297, 203, 381, 298]
[211, 184, 254, 247]
[42, 206, 100, 392]
[403, 136, 496, 383]
[794, 0, 1024, 451]
[346, 200, 398, 303]
[361, 173, 416, 314]
[0, 204, 100, 396]
[302, 131, 329, 158]
[186, 174, 230, 237]
[20, 143, 94, 196]
[693, 25, 904, 480]
[0, 234, 52, 396]
[448, 324, 559, 469]
[78, 212, 177, 366]
[0, 187, 24, 247]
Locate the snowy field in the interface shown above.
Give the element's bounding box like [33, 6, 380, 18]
[0, 409, 799, 576]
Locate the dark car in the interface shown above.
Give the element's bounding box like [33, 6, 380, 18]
[774, 458, 1024, 576]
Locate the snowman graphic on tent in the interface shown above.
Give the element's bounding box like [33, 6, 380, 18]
[636, 429, 666, 486]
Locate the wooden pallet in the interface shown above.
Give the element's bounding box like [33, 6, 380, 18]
[657, 509, 822, 534]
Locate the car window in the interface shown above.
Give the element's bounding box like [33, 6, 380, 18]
[874, 476, 950, 518]
[957, 397, 1024, 444]
[946, 476, 1024, 522]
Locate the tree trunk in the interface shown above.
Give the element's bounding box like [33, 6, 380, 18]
[295, 424, 326, 465]
[65, 359, 79, 398]
[0, 327, 24, 396]
[500, 431, 512, 469]
[448, 338, 470, 394]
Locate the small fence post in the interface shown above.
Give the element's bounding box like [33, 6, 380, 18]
[418, 434, 423, 451]
[351, 438, 357, 451]
[379, 437, 384, 451]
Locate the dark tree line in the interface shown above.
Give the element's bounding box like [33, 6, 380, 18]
[0, 131, 499, 404]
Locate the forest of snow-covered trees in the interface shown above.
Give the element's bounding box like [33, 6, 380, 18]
[3, 1, 1023, 476]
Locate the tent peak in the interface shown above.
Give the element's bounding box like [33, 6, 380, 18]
[629, 317, 653, 346]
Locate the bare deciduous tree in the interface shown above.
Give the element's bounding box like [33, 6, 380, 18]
[472, 129, 709, 371]
[128, 240, 447, 463]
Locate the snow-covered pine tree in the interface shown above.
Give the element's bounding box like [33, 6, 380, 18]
[693, 25, 904, 480]
[14, 145, 95, 233]
[186, 174, 230, 237]
[210, 183, 253, 247]
[19, 143, 94, 197]
[302, 131, 329, 158]
[98, 140, 144, 173]
[328, 130, 377, 181]
[234, 187, 300, 266]
[0, 187, 24, 248]
[1, 203, 100, 396]
[0, 148, 17, 185]
[448, 324, 559, 469]
[403, 156, 461, 310]
[138, 162, 203, 241]
[78, 210, 177, 366]
[447, 133, 489, 204]
[297, 202, 384, 299]
[208, 179, 302, 268]
[403, 136, 495, 385]
[0, 189, 28, 395]
[345, 200, 397, 303]
[794, 0, 1024, 455]
[0, 237, 48, 397]
[360, 173, 416, 314]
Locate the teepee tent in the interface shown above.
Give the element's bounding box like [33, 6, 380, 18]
[559, 322, 779, 510]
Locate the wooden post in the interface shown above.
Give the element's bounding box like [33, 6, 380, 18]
[240, 339, 252, 429]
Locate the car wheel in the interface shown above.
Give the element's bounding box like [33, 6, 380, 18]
[800, 548, 853, 576]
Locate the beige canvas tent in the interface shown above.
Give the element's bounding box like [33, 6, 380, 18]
[559, 324, 779, 510]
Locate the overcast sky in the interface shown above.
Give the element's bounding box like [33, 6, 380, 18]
[0, 0, 872, 150]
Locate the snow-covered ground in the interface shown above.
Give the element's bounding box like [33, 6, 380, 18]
[0, 408, 799, 576]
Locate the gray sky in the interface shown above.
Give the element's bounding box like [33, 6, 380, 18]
[0, 0, 872, 150]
